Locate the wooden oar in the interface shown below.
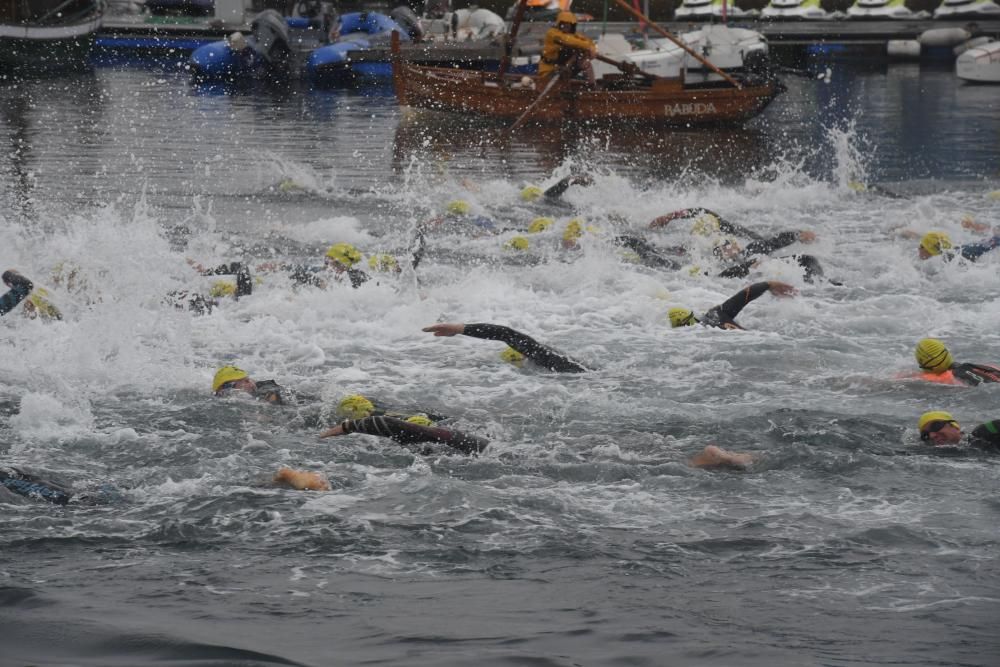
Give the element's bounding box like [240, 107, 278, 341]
[593, 52, 659, 81]
[509, 71, 562, 132]
[610, 0, 742, 89]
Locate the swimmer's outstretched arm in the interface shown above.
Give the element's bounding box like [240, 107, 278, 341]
[273, 466, 331, 491]
[422, 322, 588, 373]
[716, 281, 796, 322]
[320, 415, 488, 455]
[0, 270, 33, 317]
[0, 467, 73, 505]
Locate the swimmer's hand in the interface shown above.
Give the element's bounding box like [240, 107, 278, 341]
[422, 323, 466, 337]
[767, 281, 798, 297]
[797, 230, 817, 243]
[319, 423, 346, 438]
[961, 216, 989, 233]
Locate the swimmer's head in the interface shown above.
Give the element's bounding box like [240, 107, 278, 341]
[446, 200, 471, 217]
[503, 236, 530, 251]
[210, 280, 236, 298]
[527, 217, 554, 234]
[405, 414, 434, 426]
[520, 185, 543, 202]
[919, 231, 952, 259]
[326, 242, 362, 268]
[500, 346, 525, 366]
[368, 254, 400, 273]
[915, 338, 954, 373]
[337, 394, 375, 420]
[228, 32, 247, 52]
[918, 410, 961, 445]
[691, 214, 720, 237]
[712, 239, 742, 260]
[668, 307, 697, 328]
[213, 365, 251, 395]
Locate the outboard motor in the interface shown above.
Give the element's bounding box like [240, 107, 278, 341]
[251, 9, 291, 67]
[390, 5, 425, 42]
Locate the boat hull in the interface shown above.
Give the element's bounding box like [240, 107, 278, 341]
[0, 13, 102, 72]
[392, 62, 782, 126]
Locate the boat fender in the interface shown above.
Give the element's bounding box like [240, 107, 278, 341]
[917, 28, 971, 48]
[886, 40, 921, 59]
[954, 36, 992, 57]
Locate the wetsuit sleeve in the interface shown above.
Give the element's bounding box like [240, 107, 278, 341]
[544, 176, 576, 200]
[410, 231, 427, 272]
[0, 271, 33, 317]
[717, 259, 756, 279]
[969, 421, 1000, 447]
[0, 467, 72, 505]
[613, 236, 681, 270]
[347, 268, 370, 288]
[744, 231, 798, 256]
[342, 416, 488, 455]
[715, 282, 771, 322]
[462, 323, 588, 373]
[959, 237, 1000, 261]
[717, 217, 765, 242]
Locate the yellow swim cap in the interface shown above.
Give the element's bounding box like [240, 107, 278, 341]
[520, 185, 543, 202]
[556, 10, 577, 24]
[405, 414, 434, 426]
[918, 410, 958, 433]
[213, 365, 248, 393]
[210, 280, 236, 298]
[915, 338, 954, 373]
[848, 180, 867, 193]
[920, 232, 952, 257]
[326, 243, 362, 267]
[504, 236, 530, 251]
[691, 214, 720, 237]
[446, 200, 471, 216]
[527, 217, 554, 233]
[337, 394, 375, 419]
[367, 254, 399, 272]
[563, 219, 583, 242]
[500, 347, 525, 365]
[26, 288, 62, 320]
[668, 307, 696, 328]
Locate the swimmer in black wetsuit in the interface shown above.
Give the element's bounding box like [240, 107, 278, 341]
[212, 365, 285, 404]
[668, 281, 798, 330]
[422, 322, 589, 373]
[1, 270, 34, 317]
[169, 261, 253, 314]
[319, 415, 488, 455]
[918, 231, 1000, 262]
[0, 466, 73, 505]
[917, 411, 1000, 454]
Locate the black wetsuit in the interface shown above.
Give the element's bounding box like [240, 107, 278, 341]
[339, 415, 488, 455]
[969, 420, 1000, 452]
[0, 467, 72, 505]
[0, 271, 33, 316]
[202, 262, 253, 297]
[544, 175, 590, 201]
[719, 254, 831, 284]
[652, 208, 765, 240]
[699, 282, 772, 330]
[254, 380, 285, 405]
[462, 323, 588, 373]
[613, 236, 683, 270]
[291, 264, 370, 289]
[951, 363, 1000, 386]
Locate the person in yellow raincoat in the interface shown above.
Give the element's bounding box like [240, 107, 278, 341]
[538, 11, 596, 87]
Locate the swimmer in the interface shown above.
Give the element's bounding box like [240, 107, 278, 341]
[319, 415, 488, 455]
[272, 466, 331, 491]
[334, 393, 445, 424]
[1, 270, 34, 317]
[918, 231, 1000, 262]
[911, 338, 1000, 386]
[0, 466, 73, 505]
[212, 366, 285, 404]
[917, 411, 1000, 453]
[649, 208, 817, 252]
[669, 281, 798, 331]
[717, 254, 836, 285]
[422, 322, 589, 373]
[169, 261, 253, 314]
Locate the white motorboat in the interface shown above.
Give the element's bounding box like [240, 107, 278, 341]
[934, 0, 1000, 18]
[593, 24, 769, 84]
[674, 0, 747, 20]
[956, 39, 1000, 82]
[761, 0, 830, 19]
[0, 0, 103, 72]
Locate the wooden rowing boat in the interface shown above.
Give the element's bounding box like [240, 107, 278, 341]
[389, 32, 783, 126]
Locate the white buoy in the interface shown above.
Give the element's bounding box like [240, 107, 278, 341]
[954, 36, 993, 57]
[887, 40, 921, 59]
[918, 28, 971, 48]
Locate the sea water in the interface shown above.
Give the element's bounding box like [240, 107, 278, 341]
[0, 62, 998, 666]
